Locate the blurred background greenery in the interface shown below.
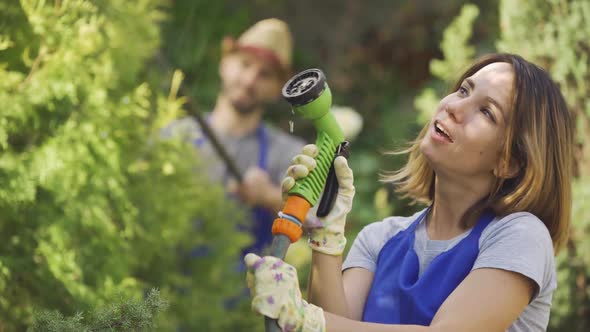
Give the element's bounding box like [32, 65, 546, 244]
[0, 0, 588, 331]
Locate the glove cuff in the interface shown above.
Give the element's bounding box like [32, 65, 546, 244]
[301, 302, 326, 332]
[308, 227, 347, 256]
[277, 299, 326, 332]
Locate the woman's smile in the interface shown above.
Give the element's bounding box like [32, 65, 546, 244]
[432, 120, 454, 143]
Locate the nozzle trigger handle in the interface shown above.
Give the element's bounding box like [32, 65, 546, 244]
[316, 141, 350, 218]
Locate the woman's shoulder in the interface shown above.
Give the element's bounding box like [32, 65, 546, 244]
[359, 209, 426, 243]
[475, 211, 557, 301]
[482, 211, 553, 247]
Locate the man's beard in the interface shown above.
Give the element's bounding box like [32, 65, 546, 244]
[223, 84, 263, 115]
[232, 99, 259, 115]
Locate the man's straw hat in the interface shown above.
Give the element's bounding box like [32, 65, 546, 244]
[222, 18, 293, 78]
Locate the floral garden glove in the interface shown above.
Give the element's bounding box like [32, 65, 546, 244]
[281, 144, 355, 256]
[244, 253, 326, 332]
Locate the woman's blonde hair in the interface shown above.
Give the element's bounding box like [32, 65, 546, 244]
[383, 54, 574, 253]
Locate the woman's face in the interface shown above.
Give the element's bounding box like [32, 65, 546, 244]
[420, 62, 515, 179]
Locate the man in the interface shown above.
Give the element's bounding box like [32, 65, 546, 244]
[165, 18, 305, 255]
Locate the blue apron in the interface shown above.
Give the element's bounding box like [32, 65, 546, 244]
[243, 125, 276, 255]
[194, 124, 275, 256]
[362, 209, 495, 325]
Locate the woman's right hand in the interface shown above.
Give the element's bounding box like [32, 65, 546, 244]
[282, 144, 355, 256]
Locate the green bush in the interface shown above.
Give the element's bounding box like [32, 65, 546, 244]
[0, 1, 255, 330]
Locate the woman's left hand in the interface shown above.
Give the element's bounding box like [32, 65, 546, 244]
[282, 144, 356, 256]
[244, 253, 326, 332]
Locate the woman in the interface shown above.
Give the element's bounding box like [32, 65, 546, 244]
[244, 53, 573, 332]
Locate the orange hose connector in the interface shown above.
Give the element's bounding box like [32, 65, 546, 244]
[282, 196, 311, 223]
[272, 218, 303, 243]
[271, 195, 311, 243]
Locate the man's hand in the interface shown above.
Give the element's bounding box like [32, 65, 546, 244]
[229, 167, 283, 212]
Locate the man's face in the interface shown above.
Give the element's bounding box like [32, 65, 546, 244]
[219, 52, 284, 114]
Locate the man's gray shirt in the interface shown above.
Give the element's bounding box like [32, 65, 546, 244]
[162, 116, 305, 186]
[343, 209, 557, 331]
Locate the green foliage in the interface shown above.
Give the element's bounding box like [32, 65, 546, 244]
[415, 1, 590, 330]
[0, 1, 253, 331]
[29, 289, 168, 332]
[551, 178, 590, 331]
[414, 4, 481, 124]
[430, 4, 480, 83]
[159, 1, 251, 108]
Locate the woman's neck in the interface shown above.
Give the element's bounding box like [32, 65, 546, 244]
[427, 173, 493, 240]
[210, 95, 263, 137]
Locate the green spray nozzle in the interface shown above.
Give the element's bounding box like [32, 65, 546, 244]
[282, 69, 345, 206]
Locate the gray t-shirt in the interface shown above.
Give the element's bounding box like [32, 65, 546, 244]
[343, 209, 557, 332]
[161, 116, 305, 186]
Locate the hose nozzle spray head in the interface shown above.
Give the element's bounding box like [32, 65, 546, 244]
[282, 69, 345, 206]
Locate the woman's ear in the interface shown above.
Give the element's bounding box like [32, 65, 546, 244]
[493, 157, 521, 179]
